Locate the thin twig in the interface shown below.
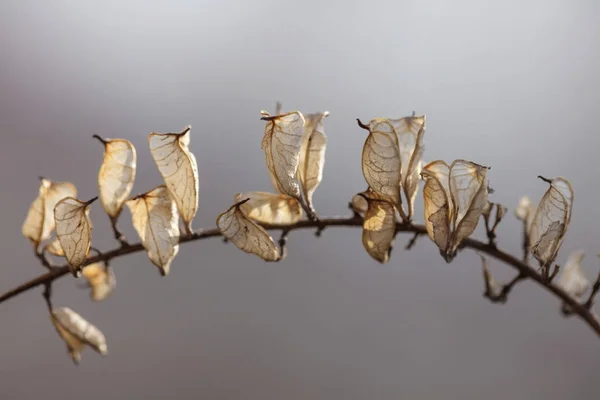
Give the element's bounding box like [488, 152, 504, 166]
[110, 215, 129, 246]
[35, 249, 54, 271]
[2, 216, 600, 338]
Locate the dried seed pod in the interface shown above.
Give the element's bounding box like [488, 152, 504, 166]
[126, 185, 180, 276]
[50, 307, 107, 364]
[94, 135, 137, 219]
[22, 178, 77, 249]
[260, 111, 305, 198]
[298, 111, 328, 214]
[390, 114, 426, 220]
[216, 199, 279, 261]
[421, 159, 489, 261]
[359, 191, 396, 263]
[54, 197, 97, 276]
[529, 177, 574, 271]
[149, 126, 199, 234]
[361, 118, 402, 209]
[234, 192, 302, 225]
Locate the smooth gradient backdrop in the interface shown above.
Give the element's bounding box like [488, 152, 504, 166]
[1, 1, 599, 399]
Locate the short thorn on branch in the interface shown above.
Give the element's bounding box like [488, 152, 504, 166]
[314, 219, 327, 237]
[42, 282, 53, 310]
[548, 264, 560, 282]
[89, 247, 104, 257]
[277, 228, 291, 261]
[405, 231, 423, 250]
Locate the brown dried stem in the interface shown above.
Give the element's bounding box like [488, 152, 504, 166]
[2, 216, 600, 338]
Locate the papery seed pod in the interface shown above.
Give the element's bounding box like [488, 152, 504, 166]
[54, 197, 97, 276]
[149, 126, 199, 234]
[529, 177, 574, 272]
[50, 307, 107, 364]
[421, 159, 489, 261]
[216, 198, 279, 262]
[126, 186, 180, 276]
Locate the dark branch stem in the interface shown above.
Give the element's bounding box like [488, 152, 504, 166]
[2, 216, 600, 337]
[42, 282, 53, 310]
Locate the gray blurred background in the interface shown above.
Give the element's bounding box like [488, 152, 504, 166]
[1, 0, 599, 399]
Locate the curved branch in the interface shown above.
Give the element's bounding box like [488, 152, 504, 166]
[2, 216, 599, 337]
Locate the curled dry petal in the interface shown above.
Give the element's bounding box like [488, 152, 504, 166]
[54, 197, 97, 276]
[261, 111, 305, 198]
[390, 115, 426, 220]
[529, 177, 574, 269]
[50, 307, 107, 364]
[421, 160, 489, 260]
[149, 126, 199, 234]
[361, 118, 402, 208]
[359, 191, 396, 263]
[234, 192, 302, 225]
[298, 111, 328, 213]
[82, 262, 116, 301]
[94, 135, 137, 219]
[216, 199, 279, 261]
[557, 250, 589, 302]
[126, 185, 180, 276]
[22, 179, 77, 248]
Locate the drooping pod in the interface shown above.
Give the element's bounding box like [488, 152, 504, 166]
[216, 198, 280, 262]
[126, 185, 180, 276]
[54, 196, 97, 276]
[529, 176, 574, 275]
[50, 307, 107, 364]
[22, 178, 77, 250]
[149, 126, 199, 235]
[421, 159, 489, 261]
